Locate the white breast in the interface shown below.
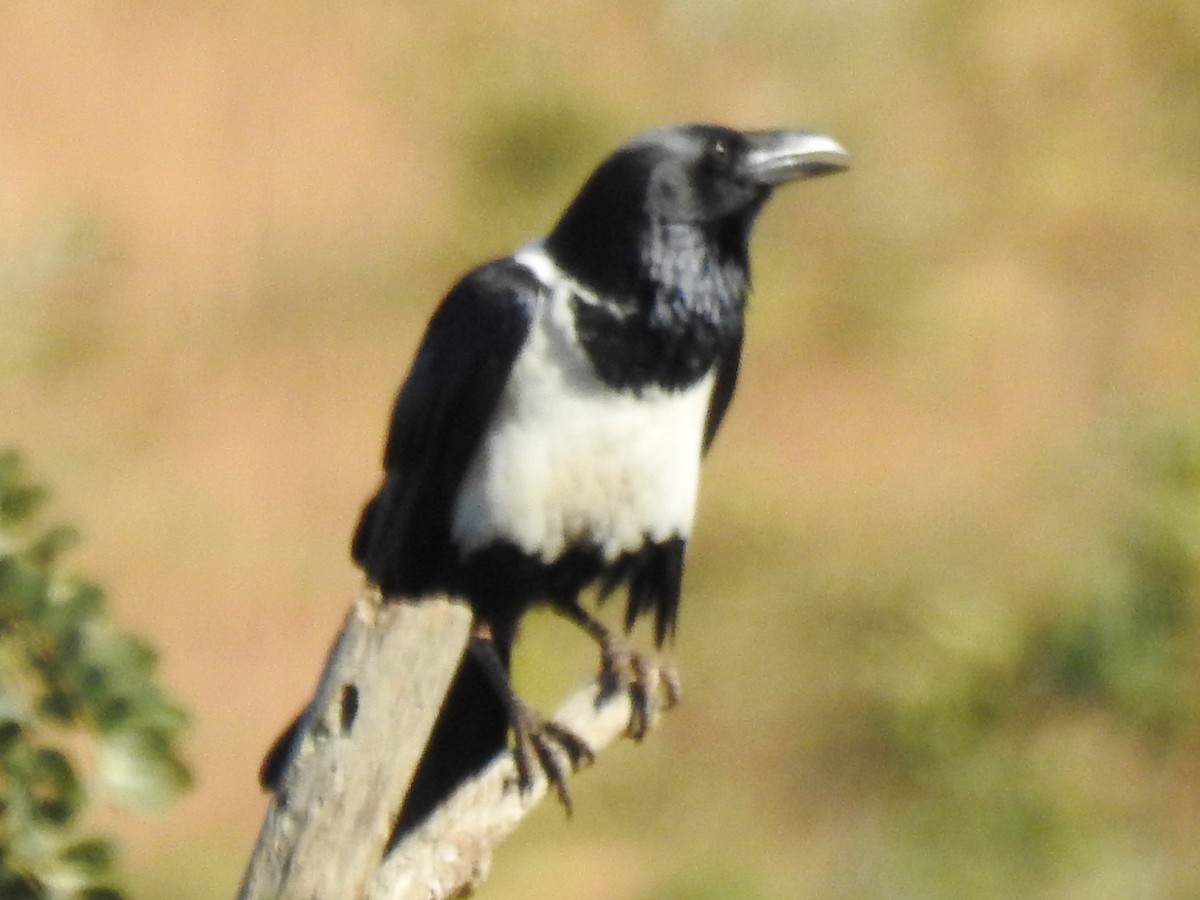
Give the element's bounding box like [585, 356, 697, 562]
[450, 245, 713, 562]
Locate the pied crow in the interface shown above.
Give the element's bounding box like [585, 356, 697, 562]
[261, 123, 850, 834]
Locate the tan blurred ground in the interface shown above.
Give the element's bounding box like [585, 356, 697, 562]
[3, 3, 1200, 898]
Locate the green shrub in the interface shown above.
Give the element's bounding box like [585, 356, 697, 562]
[0, 451, 190, 899]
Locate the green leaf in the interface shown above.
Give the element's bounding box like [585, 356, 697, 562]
[60, 838, 116, 875]
[0, 483, 46, 526]
[37, 690, 79, 725]
[80, 888, 125, 900]
[99, 731, 190, 812]
[86, 631, 156, 680]
[0, 719, 22, 754]
[0, 873, 40, 900]
[0, 565, 50, 620]
[93, 697, 133, 733]
[62, 583, 104, 623]
[29, 748, 81, 826]
[27, 526, 78, 569]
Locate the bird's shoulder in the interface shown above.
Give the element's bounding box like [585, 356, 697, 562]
[377, 256, 542, 472]
[427, 255, 545, 338]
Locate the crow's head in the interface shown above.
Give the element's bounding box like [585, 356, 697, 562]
[546, 124, 849, 306]
[622, 124, 849, 224]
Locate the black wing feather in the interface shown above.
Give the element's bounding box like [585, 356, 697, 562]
[352, 258, 538, 596]
[701, 324, 744, 453]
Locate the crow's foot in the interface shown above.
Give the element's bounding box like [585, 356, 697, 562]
[509, 701, 595, 814]
[468, 629, 594, 814]
[556, 601, 680, 740]
[596, 631, 681, 740]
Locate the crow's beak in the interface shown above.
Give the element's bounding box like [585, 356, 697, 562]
[740, 130, 851, 186]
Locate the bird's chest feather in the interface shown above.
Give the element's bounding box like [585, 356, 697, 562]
[451, 285, 714, 562]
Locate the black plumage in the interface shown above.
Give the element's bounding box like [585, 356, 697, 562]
[261, 123, 849, 835]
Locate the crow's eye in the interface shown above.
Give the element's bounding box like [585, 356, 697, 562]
[711, 138, 731, 161]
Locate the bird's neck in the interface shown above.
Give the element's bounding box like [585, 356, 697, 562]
[548, 209, 748, 305]
[545, 216, 748, 392]
[641, 219, 749, 329]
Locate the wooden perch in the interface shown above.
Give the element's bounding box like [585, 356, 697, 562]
[238, 591, 470, 900]
[239, 590, 670, 900]
[373, 678, 650, 900]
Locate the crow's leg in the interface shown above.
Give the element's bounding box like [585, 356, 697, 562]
[555, 601, 681, 740]
[467, 627, 594, 814]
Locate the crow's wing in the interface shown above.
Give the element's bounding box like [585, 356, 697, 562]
[701, 323, 744, 453]
[352, 257, 538, 595]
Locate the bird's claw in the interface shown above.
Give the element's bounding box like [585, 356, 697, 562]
[598, 639, 681, 741]
[511, 703, 595, 815]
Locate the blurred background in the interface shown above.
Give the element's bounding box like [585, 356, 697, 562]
[3, 2, 1200, 897]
